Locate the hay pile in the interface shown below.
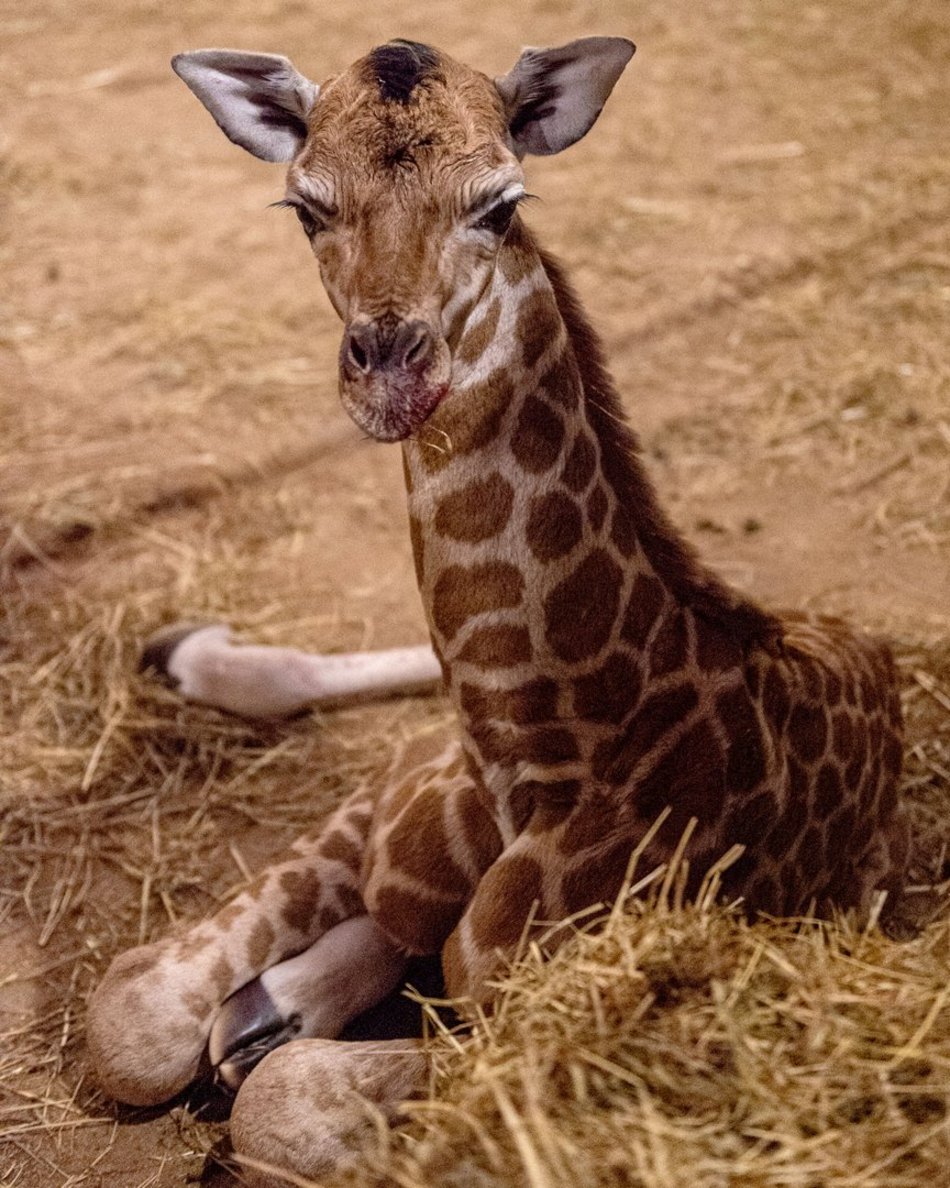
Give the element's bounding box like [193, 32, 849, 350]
[371, 893, 950, 1188]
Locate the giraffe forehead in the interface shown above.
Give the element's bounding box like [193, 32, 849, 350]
[296, 46, 513, 204]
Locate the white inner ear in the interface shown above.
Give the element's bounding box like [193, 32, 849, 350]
[497, 37, 634, 158]
[172, 49, 319, 164]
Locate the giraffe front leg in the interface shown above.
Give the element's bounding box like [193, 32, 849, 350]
[87, 789, 375, 1106]
[440, 842, 545, 1004]
[211, 736, 502, 1094]
[440, 816, 617, 1003]
[209, 914, 405, 1089]
[143, 623, 441, 718]
[215, 741, 503, 1185]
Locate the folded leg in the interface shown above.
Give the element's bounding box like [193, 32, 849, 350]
[440, 803, 638, 1001]
[87, 785, 376, 1105]
[230, 1037, 428, 1187]
[210, 914, 407, 1089]
[87, 736, 500, 1106]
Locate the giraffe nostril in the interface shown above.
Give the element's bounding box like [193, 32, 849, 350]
[345, 319, 435, 376]
[347, 334, 370, 373]
[404, 337, 425, 366]
[403, 326, 432, 369]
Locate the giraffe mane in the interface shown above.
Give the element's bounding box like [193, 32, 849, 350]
[533, 232, 784, 654]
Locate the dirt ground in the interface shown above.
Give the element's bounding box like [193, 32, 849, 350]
[1, 0, 948, 1185]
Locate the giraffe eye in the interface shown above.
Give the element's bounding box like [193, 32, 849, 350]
[273, 199, 330, 237]
[474, 197, 519, 236]
[293, 206, 325, 237]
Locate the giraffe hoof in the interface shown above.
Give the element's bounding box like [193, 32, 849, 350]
[209, 978, 302, 1091]
[140, 622, 214, 683]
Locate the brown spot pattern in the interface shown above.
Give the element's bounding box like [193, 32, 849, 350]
[587, 484, 609, 532]
[511, 396, 565, 474]
[525, 490, 583, 561]
[716, 685, 768, 794]
[279, 867, 324, 933]
[636, 716, 725, 826]
[789, 701, 829, 764]
[594, 682, 700, 786]
[460, 676, 560, 725]
[621, 573, 666, 645]
[814, 763, 843, 817]
[518, 292, 561, 370]
[246, 918, 276, 968]
[764, 785, 808, 860]
[320, 829, 363, 872]
[434, 472, 514, 542]
[797, 824, 825, 883]
[572, 651, 641, 723]
[456, 784, 503, 871]
[763, 666, 792, 731]
[610, 505, 639, 557]
[650, 608, 690, 676]
[382, 798, 470, 895]
[538, 357, 580, 411]
[457, 624, 533, 667]
[724, 788, 779, 846]
[469, 854, 544, 949]
[561, 432, 596, 491]
[209, 954, 235, 1000]
[560, 837, 636, 913]
[544, 548, 623, 663]
[371, 885, 466, 953]
[433, 562, 524, 640]
[498, 238, 536, 285]
[456, 298, 501, 366]
[696, 624, 743, 672]
[522, 726, 580, 765]
[420, 371, 508, 471]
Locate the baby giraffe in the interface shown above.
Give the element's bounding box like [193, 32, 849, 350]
[87, 36, 909, 1185]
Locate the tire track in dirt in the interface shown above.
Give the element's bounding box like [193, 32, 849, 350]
[5, 204, 946, 583]
[1, 424, 356, 579]
[612, 203, 950, 351]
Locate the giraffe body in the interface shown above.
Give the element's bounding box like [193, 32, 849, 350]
[87, 37, 909, 1185]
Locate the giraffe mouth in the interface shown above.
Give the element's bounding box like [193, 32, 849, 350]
[338, 372, 450, 442]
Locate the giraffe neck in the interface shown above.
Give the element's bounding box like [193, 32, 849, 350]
[402, 220, 779, 832]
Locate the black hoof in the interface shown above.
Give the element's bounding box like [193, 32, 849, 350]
[140, 622, 206, 682]
[210, 979, 302, 1091]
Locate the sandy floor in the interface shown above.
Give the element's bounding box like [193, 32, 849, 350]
[1, 0, 948, 1184]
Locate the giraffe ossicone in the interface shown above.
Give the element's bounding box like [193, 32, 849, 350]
[87, 35, 909, 1187]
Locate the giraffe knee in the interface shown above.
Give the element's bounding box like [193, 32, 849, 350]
[86, 941, 209, 1106]
[441, 924, 498, 1004]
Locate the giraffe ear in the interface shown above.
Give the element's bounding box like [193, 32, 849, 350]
[172, 50, 319, 163]
[495, 37, 635, 158]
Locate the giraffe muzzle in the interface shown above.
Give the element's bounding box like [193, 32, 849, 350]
[339, 315, 451, 442]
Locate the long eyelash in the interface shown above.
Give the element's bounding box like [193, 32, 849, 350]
[474, 192, 533, 235]
[269, 198, 324, 237]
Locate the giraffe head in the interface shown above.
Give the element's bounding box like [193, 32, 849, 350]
[173, 37, 634, 441]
